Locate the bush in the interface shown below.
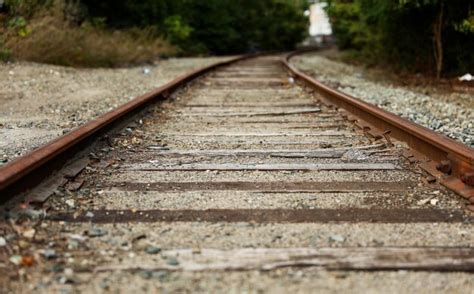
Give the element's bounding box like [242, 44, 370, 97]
[0, 38, 11, 61]
[1, 0, 175, 66]
[5, 18, 174, 67]
[325, 0, 474, 77]
[80, 0, 308, 55]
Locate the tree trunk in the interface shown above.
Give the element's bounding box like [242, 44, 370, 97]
[433, 2, 444, 79]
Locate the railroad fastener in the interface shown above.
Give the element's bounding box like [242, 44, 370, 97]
[461, 172, 474, 186]
[426, 176, 437, 183]
[436, 160, 452, 175]
[382, 130, 393, 147]
[347, 116, 357, 122]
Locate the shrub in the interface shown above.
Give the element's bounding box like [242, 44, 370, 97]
[325, 0, 474, 77]
[5, 17, 174, 67]
[2, 0, 175, 67]
[80, 0, 308, 55]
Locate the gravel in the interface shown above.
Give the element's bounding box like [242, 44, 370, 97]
[0, 57, 231, 165]
[291, 53, 474, 147]
[3, 56, 472, 293]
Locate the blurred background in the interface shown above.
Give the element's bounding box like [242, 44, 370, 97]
[0, 0, 473, 77]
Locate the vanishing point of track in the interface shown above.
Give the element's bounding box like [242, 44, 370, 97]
[1, 53, 474, 278]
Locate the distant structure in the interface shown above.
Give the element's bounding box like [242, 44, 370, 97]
[303, 1, 332, 46]
[309, 2, 332, 36]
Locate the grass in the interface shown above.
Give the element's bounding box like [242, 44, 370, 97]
[1, 2, 175, 67]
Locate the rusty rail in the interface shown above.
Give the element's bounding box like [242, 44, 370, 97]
[282, 50, 474, 199]
[0, 54, 254, 203]
[1, 51, 472, 204]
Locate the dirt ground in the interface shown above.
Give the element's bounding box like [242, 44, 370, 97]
[0, 57, 231, 165]
[2, 56, 472, 293]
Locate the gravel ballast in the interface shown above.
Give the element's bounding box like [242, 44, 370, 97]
[291, 52, 473, 148]
[0, 57, 231, 165]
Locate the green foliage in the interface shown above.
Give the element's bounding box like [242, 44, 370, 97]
[454, 14, 474, 33]
[79, 0, 308, 55]
[8, 16, 30, 36]
[164, 15, 192, 44]
[4, 0, 53, 17]
[325, 0, 474, 76]
[87, 17, 106, 29]
[0, 37, 12, 61]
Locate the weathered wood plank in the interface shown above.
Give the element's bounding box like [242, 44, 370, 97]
[175, 108, 322, 117]
[160, 131, 350, 137]
[145, 144, 385, 158]
[94, 247, 474, 272]
[49, 208, 470, 223]
[134, 163, 399, 171]
[174, 114, 341, 123]
[109, 181, 414, 192]
[182, 102, 314, 107]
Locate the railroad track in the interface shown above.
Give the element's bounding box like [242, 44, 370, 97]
[1, 54, 473, 291]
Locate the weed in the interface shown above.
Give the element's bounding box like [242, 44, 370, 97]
[0, 36, 11, 61]
[2, 0, 175, 67]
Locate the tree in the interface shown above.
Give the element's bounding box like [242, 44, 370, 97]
[325, 0, 474, 77]
[79, 0, 308, 55]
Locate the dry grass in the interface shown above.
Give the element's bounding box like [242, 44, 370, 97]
[3, 2, 175, 67]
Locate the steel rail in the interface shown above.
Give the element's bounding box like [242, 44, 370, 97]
[282, 50, 474, 199]
[0, 54, 254, 203]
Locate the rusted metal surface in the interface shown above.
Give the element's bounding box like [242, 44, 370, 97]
[0, 55, 254, 203]
[283, 51, 474, 199]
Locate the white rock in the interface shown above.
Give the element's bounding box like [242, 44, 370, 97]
[65, 199, 75, 208]
[0, 236, 6, 247]
[9, 255, 22, 265]
[64, 268, 74, 276]
[430, 198, 439, 206]
[69, 234, 87, 242]
[417, 198, 431, 206]
[329, 235, 345, 242]
[22, 228, 35, 239]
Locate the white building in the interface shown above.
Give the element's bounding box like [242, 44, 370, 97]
[309, 2, 332, 36]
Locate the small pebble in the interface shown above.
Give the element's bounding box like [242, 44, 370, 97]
[9, 255, 22, 265]
[417, 198, 431, 206]
[43, 249, 57, 259]
[64, 268, 74, 276]
[138, 270, 153, 279]
[65, 199, 75, 208]
[166, 256, 180, 266]
[0, 237, 6, 247]
[153, 271, 169, 281]
[145, 246, 162, 255]
[87, 228, 108, 237]
[22, 228, 35, 239]
[329, 235, 345, 243]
